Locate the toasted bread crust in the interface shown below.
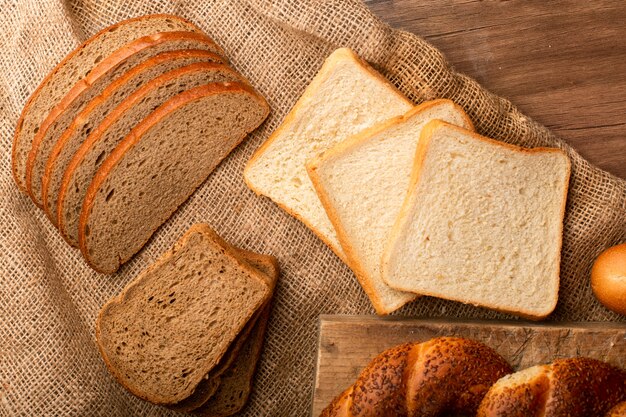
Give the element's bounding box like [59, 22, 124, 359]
[25, 31, 224, 206]
[78, 82, 269, 273]
[12, 14, 203, 192]
[243, 48, 413, 264]
[41, 49, 226, 224]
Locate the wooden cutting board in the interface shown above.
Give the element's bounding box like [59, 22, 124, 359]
[311, 315, 626, 416]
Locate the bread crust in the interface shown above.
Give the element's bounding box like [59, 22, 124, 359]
[381, 120, 571, 320]
[56, 62, 242, 247]
[95, 224, 272, 405]
[12, 14, 203, 192]
[42, 51, 225, 227]
[243, 48, 413, 265]
[306, 99, 474, 315]
[78, 83, 269, 273]
[607, 401, 626, 417]
[25, 31, 224, 206]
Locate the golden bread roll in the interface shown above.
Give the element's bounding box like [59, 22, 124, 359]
[591, 242, 626, 315]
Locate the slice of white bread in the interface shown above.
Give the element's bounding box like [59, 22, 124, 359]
[95, 224, 271, 405]
[42, 49, 226, 226]
[26, 31, 224, 207]
[56, 62, 242, 247]
[307, 100, 474, 314]
[11, 14, 207, 192]
[80, 82, 269, 273]
[171, 248, 278, 413]
[382, 121, 571, 319]
[244, 48, 413, 261]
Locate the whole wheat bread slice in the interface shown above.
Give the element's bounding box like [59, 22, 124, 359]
[171, 249, 278, 412]
[95, 224, 271, 405]
[80, 82, 269, 273]
[243, 48, 413, 262]
[382, 121, 571, 319]
[26, 31, 225, 207]
[307, 100, 473, 314]
[193, 303, 272, 416]
[171, 248, 278, 412]
[57, 63, 243, 247]
[11, 14, 207, 192]
[42, 50, 226, 228]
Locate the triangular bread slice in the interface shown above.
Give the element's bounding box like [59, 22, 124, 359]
[307, 100, 474, 314]
[57, 62, 243, 247]
[12, 14, 209, 192]
[382, 121, 570, 319]
[170, 248, 278, 413]
[96, 224, 271, 405]
[26, 31, 224, 207]
[79, 82, 269, 273]
[42, 49, 226, 226]
[244, 48, 413, 262]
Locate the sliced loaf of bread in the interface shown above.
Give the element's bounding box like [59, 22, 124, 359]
[96, 224, 271, 405]
[244, 48, 413, 261]
[42, 50, 225, 228]
[57, 62, 242, 247]
[170, 248, 278, 413]
[12, 14, 205, 192]
[80, 82, 269, 273]
[26, 31, 225, 206]
[307, 100, 473, 314]
[382, 121, 571, 319]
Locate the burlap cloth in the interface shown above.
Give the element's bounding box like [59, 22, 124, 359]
[0, 0, 625, 415]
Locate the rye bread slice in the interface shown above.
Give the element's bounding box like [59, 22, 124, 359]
[79, 82, 269, 273]
[12, 14, 205, 192]
[170, 249, 278, 412]
[95, 224, 271, 405]
[42, 49, 226, 227]
[193, 303, 272, 416]
[25, 31, 225, 207]
[57, 63, 243, 247]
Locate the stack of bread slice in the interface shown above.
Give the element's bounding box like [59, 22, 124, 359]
[12, 15, 269, 273]
[246, 48, 571, 319]
[97, 224, 278, 415]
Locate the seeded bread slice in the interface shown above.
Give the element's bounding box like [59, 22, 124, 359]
[80, 83, 269, 273]
[381, 121, 571, 319]
[96, 224, 271, 405]
[57, 63, 243, 247]
[25, 31, 225, 207]
[243, 48, 413, 262]
[171, 249, 278, 412]
[12, 14, 206, 192]
[306, 100, 473, 314]
[42, 50, 226, 227]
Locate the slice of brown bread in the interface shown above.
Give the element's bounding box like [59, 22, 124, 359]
[25, 31, 225, 207]
[95, 224, 271, 405]
[79, 82, 269, 273]
[193, 303, 272, 416]
[170, 249, 278, 412]
[11, 14, 205, 192]
[42, 49, 226, 227]
[57, 63, 243, 247]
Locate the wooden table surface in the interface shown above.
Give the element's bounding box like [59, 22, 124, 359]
[366, 0, 626, 179]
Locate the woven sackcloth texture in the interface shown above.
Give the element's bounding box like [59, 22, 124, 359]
[0, 0, 625, 415]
